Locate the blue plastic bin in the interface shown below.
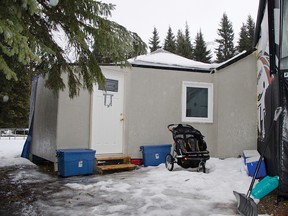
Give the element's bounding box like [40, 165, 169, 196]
[56, 148, 96, 177]
[140, 144, 172, 167]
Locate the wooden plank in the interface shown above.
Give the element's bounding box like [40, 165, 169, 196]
[98, 164, 136, 171]
[96, 154, 131, 161]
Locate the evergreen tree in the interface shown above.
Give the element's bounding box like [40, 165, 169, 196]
[129, 36, 147, 58]
[0, 56, 31, 128]
[95, 32, 147, 62]
[237, 23, 250, 52]
[176, 30, 187, 57]
[237, 15, 255, 52]
[0, 0, 146, 98]
[175, 24, 193, 59]
[149, 27, 161, 52]
[163, 26, 176, 53]
[193, 30, 212, 63]
[246, 15, 256, 49]
[215, 13, 236, 63]
[183, 23, 193, 59]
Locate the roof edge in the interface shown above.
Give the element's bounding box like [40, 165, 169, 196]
[215, 49, 256, 71]
[130, 64, 211, 73]
[254, 0, 267, 47]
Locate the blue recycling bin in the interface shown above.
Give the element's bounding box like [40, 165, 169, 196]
[140, 144, 172, 167]
[56, 148, 96, 177]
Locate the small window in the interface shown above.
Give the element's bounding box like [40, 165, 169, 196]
[98, 79, 118, 92]
[182, 81, 213, 123]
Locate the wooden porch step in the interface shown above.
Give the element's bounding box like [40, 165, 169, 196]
[99, 164, 136, 171]
[95, 154, 137, 174]
[96, 154, 131, 164]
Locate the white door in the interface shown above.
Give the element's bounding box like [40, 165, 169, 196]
[91, 70, 124, 154]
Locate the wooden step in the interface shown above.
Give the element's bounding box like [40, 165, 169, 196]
[96, 154, 131, 166]
[95, 163, 137, 174]
[95, 154, 137, 174]
[99, 164, 136, 171]
[96, 154, 131, 161]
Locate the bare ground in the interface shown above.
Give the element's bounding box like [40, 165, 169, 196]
[257, 190, 288, 216]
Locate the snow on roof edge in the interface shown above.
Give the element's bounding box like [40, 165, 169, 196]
[128, 49, 220, 72]
[215, 50, 255, 71]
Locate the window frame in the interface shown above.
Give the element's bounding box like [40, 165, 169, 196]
[181, 81, 213, 123]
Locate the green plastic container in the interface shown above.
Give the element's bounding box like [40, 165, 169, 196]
[252, 175, 279, 199]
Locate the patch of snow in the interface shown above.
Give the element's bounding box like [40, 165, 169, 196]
[0, 138, 34, 167]
[0, 139, 270, 216]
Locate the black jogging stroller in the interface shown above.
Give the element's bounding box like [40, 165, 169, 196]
[165, 124, 210, 172]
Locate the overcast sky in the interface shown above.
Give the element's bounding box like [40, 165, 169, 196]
[101, 0, 260, 49]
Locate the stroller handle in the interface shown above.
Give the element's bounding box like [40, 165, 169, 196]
[167, 124, 194, 131]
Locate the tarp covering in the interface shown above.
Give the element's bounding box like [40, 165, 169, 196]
[278, 0, 288, 196]
[21, 75, 39, 159]
[279, 75, 288, 197]
[256, 0, 288, 198]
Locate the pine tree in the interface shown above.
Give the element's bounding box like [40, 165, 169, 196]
[237, 15, 255, 52]
[237, 23, 250, 52]
[163, 26, 176, 53]
[215, 13, 236, 63]
[246, 15, 256, 49]
[183, 23, 193, 59]
[193, 30, 212, 63]
[149, 27, 161, 52]
[176, 30, 187, 57]
[129, 37, 147, 58]
[175, 24, 193, 59]
[0, 56, 31, 127]
[0, 0, 147, 98]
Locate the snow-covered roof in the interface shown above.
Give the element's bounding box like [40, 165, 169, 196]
[128, 49, 220, 72]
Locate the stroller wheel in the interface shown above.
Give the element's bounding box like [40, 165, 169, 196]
[197, 161, 206, 173]
[165, 154, 174, 171]
[202, 164, 206, 173]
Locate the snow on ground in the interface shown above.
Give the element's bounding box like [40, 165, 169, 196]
[0, 139, 268, 216]
[0, 137, 34, 167]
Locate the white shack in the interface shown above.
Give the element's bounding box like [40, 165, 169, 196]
[23, 49, 257, 170]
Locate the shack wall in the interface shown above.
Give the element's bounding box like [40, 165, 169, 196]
[124, 67, 217, 159]
[56, 76, 91, 150]
[215, 53, 257, 158]
[30, 76, 58, 162]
